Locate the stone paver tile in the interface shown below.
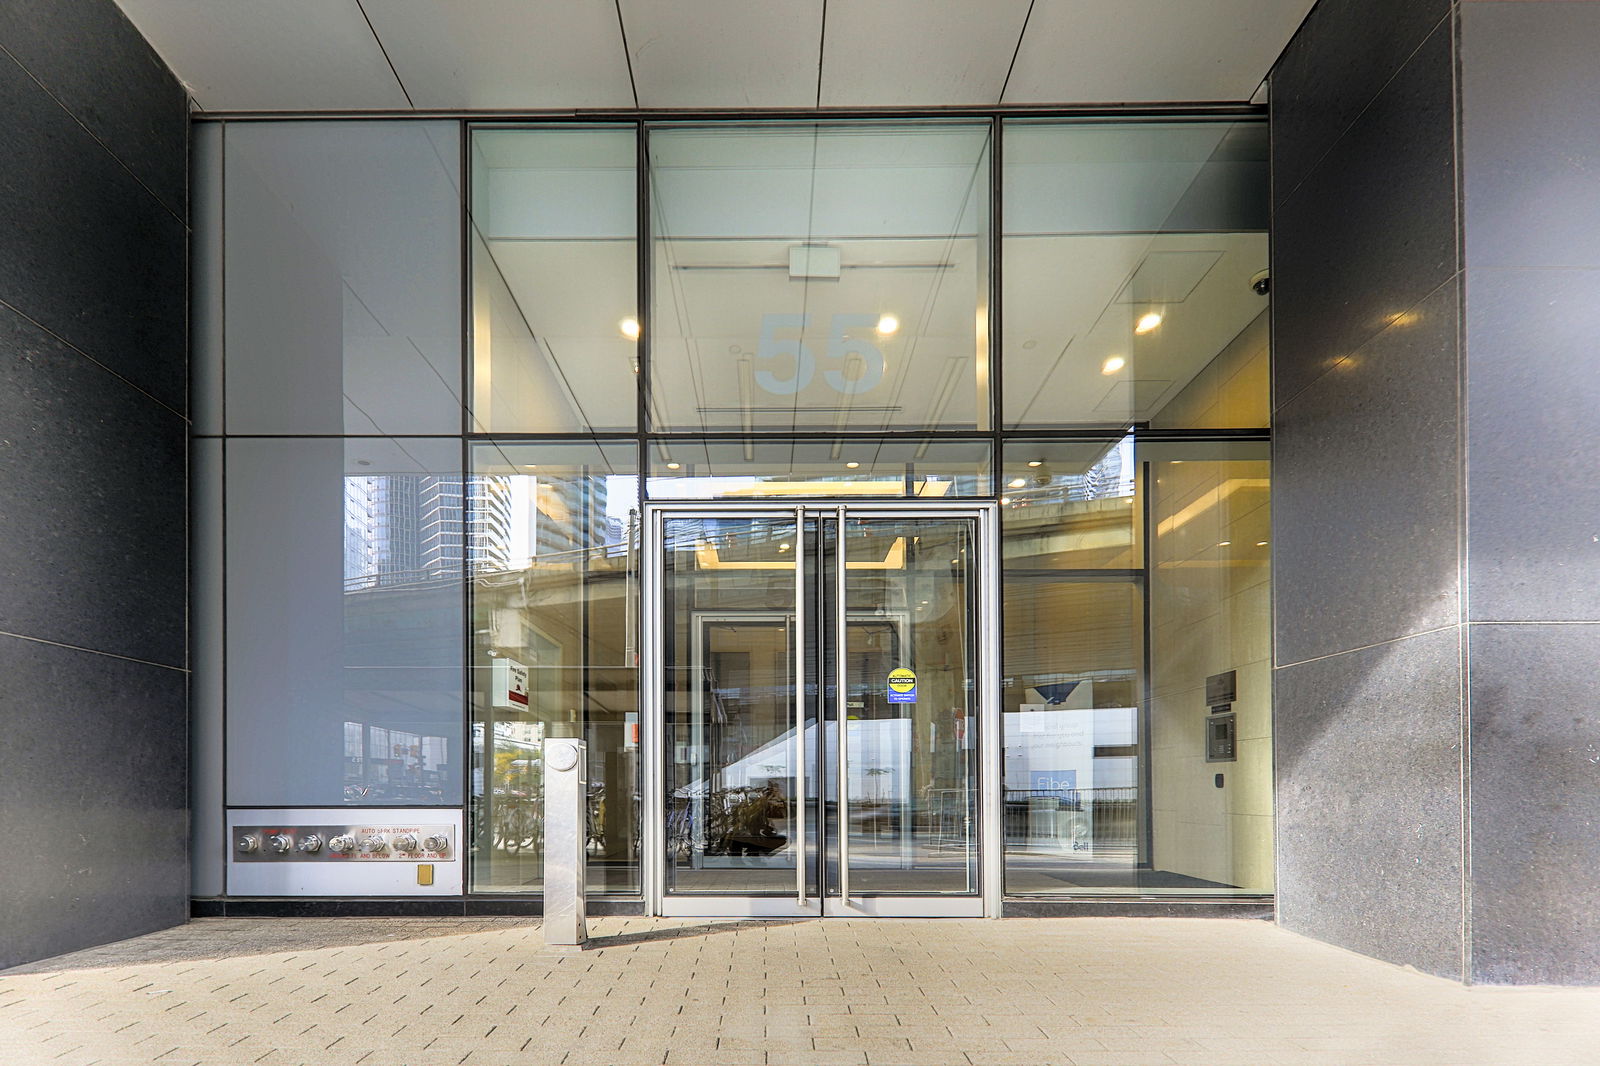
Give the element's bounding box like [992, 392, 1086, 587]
[812, 1037, 913, 1052]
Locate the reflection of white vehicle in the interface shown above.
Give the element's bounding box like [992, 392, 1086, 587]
[672, 719, 910, 801]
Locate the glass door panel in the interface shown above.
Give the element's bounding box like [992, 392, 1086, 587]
[833, 516, 979, 904]
[662, 515, 811, 897]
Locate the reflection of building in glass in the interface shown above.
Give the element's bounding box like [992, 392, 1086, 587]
[344, 474, 515, 587]
[529, 475, 609, 560]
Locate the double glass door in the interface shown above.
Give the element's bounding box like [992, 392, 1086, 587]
[647, 504, 996, 917]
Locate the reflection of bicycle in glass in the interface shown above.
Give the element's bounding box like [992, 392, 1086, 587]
[495, 793, 540, 853]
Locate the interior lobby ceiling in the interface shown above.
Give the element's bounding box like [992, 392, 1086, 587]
[111, 0, 1312, 112]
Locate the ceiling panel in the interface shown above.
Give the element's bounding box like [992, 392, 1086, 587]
[114, 0, 409, 111]
[818, 0, 1033, 107]
[618, 0, 825, 108]
[1003, 0, 1314, 104]
[361, 0, 634, 110]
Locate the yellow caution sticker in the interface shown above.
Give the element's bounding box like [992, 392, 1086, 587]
[887, 668, 917, 703]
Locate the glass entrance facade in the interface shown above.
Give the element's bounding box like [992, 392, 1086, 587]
[192, 113, 1272, 908]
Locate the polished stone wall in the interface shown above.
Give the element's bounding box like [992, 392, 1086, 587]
[0, 1, 189, 970]
[1271, 0, 1465, 982]
[1459, 0, 1600, 987]
[1273, 0, 1600, 984]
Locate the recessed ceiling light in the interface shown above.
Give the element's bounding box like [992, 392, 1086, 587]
[1008, 478, 1026, 489]
[1218, 541, 1232, 547]
[665, 462, 681, 470]
[1027, 460, 1043, 468]
[778, 543, 791, 552]
[1022, 339, 1038, 350]
[620, 317, 641, 340]
[1134, 312, 1162, 335]
[876, 314, 900, 335]
[845, 461, 860, 469]
[355, 459, 372, 467]
[1256, 541, 1269, 547]
[1101, 356, 1126, 375]
[1000, 496, 1012, 505]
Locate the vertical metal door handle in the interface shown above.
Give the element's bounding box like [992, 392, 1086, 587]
[794, 507, 806, 906]
[835, 507, 850, 903]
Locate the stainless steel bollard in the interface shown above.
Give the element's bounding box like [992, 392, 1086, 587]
[542, 738, 588, 949]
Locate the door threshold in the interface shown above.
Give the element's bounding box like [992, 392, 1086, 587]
[658, 896, 986, 918]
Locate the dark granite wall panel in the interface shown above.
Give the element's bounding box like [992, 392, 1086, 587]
[1463, 267, 1600, 623]
[1273, 280, 1461, 665]
[1460, 2, 1600, 271]
[0, 50, 187, 410]
[0, 0, 187, 216]
[0, 1, 188, 971]
[0, 306, 187, 667]
[0, 635, 189, 972]
[1457, 0, 1600, 985]
[1276, 0, 1600, 986]
[1270, 0, 1467, 981]
[1274, 628, 1465, 980]
[1271, 21, 1459, 411]
[1467, 623, 1600, 985]
[1270, 0, 1451, 206]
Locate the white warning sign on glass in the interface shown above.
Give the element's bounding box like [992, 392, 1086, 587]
[491, 657, 530, 711]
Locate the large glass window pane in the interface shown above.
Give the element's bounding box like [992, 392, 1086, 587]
[469, 441, 641, 893]
[1002, 437, 1272, 896]
[226, 438, 464, 806]
[224, 122, 462, 434]
[1142, 439, 1272, 896]
[646, 438, 991, 498]
[1003, 579, 1144, 894]
[1002, 121, 1269, 428]
[650, 123, 991, 433]
[470, 126, 639, 432]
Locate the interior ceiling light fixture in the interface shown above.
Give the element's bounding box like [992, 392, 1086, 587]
[876, 313, 900, 335]
[1101, 355, 1126, 375]
[845, 461, 860, 469]
[665, 462, 681, 470]
[1008, 478, 1026, 489]
[620, 317, 641, 340]
[1134, 312, 1163, 335]
[1027, 460, 1043, 468]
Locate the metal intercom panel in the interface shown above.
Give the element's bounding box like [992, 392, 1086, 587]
[1205, 712, 1237, 763]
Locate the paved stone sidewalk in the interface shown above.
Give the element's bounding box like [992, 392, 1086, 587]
[3, 917, 1598, 1066]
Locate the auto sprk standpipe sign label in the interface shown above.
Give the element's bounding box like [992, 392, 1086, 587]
[887, 668, 917, 704]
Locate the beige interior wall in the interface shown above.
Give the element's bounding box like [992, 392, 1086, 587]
[1145, 311, 1273, 891]
[1153, 311, 1270, 430]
